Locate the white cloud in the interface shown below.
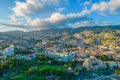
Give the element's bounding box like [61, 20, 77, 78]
[8, 0, 70, 30]
[2, 0, 120, 31]
[12, 0, 61, 17]
[68, 21, 94, 28]
[84, 0, 91, 6]
[91, 0, 120, 14]
[29, 9, 91, 29]
[57, 8, 66, 12]
[7, 0, 92, 30]
[0, 23, 27, 29]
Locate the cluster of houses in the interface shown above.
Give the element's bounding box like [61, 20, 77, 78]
[0, 36, 120, 71]
[83, 57, 120, 70]
[0, 45, 15, 58]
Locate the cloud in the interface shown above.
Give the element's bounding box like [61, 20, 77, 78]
[0, 23, 35, 31]
[8, 0, 92, 30]
[29, 9, 91, 29]
[84, 0, 92, 6]
[8, 0, 72, 30]
[91, 0, 120, 14]
[2, 0, 120, 31]
[68, 20, 96, 28]
[57, 8, 66, 12]
[12, 0, 61, 17]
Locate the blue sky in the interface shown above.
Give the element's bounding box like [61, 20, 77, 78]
[0, 0, 120, 32]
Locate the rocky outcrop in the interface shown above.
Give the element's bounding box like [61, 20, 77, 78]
[83, 57, 107, 70]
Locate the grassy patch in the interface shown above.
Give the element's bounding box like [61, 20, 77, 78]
[39, 65, 65, 72]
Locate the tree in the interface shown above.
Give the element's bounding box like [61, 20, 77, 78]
[115, 70, 120, 75]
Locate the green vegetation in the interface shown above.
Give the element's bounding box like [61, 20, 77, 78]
[14, 48, 32, 55]
[95, 55, 114, 61]
[38, 65, 66, 78]
[0, 54, 75, 80]
[115, 70, 120, 75]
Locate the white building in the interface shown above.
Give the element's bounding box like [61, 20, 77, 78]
[3, 45, 15, 58]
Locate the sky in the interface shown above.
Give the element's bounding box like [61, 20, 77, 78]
[0, 0, 120, 32]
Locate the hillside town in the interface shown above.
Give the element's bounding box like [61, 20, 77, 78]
[1, 0, 120, 79]
[0, 26, 120, 80]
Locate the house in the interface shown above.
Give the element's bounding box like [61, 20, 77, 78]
[106, 61, 118, 69]
[46, 75, 60, 80]
[117, 63, 120, 68]
[113, 55, 120, 61]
